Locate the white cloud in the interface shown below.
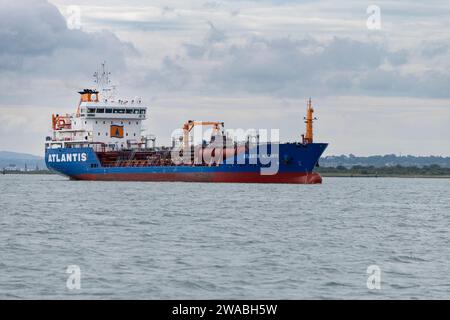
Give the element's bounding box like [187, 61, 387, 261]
[0, 0, 137, 106]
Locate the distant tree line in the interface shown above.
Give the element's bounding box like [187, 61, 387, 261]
[2, 169, 53, 175]
[320, 154, 450, 168]
[317, 164, 450, 176]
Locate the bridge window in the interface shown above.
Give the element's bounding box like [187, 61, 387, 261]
[126, 109, 133, 114]
[113, 109, 125, 114]
[97, 108, 105, 113]
[106, 109, 112, 113]
[87, 108, 95, 113]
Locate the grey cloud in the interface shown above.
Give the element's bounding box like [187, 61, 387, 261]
[420, 41, 450, 58]
[143, 56, 191, 91]
[3, 0, 448, 103]
[153, 26, 450, 99]
[205, 35, 411, 97]
[313, 37, 384, 70]
[352, 68, 450, 99]
[206, 21, 226, 43]
[0, 0, 137, 103]
[386, 49, 408, 65]
[183, 22, 227, 59]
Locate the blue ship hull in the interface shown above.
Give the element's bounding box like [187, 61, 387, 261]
[45, 143, 328, 184]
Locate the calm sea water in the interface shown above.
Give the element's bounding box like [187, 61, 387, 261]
[0, 174, 448, 299]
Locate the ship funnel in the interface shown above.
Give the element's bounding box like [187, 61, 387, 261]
[78, 89, 99, 102]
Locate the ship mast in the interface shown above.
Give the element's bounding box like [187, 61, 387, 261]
[93, 61, 115, 100]
[302, 98, 316, 144]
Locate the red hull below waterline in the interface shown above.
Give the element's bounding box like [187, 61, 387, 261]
[71, 172, 323, 184]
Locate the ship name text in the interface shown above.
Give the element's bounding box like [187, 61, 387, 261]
[47, 152, 87, 163]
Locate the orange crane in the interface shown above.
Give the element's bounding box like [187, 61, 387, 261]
[182, 120, 224, 149]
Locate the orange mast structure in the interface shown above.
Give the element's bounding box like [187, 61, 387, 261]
[302, 98, 316, 144]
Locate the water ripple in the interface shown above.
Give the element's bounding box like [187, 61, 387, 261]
[0, 175, 449, 299]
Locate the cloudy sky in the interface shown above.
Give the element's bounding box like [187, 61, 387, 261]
[1, 0, 449, 156]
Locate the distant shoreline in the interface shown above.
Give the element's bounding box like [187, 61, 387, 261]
[316, 164, 450, 179]
[1, 170, 54, 175]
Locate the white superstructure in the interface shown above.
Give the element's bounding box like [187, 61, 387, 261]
[46, 64, 153, 151]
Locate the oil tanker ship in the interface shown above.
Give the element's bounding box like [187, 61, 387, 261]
[45, 64, 328, 183]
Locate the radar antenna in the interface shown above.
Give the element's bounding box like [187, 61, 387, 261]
[93, 61, 115, 100]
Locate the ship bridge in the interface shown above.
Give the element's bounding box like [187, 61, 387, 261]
[46, 63, 152, 152]
[79, 101, 147, 120]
